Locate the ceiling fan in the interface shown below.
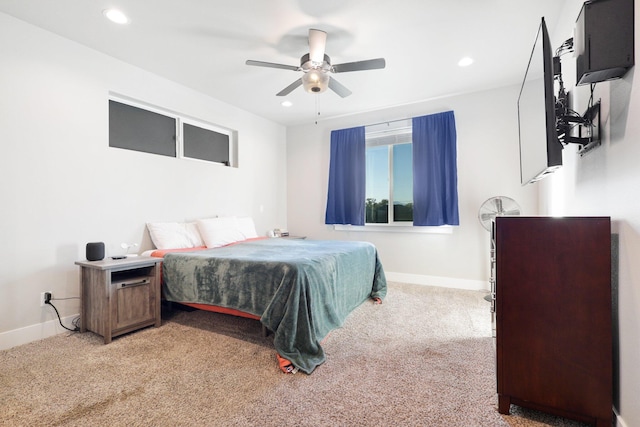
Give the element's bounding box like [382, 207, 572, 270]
[245, 29, 386, 98]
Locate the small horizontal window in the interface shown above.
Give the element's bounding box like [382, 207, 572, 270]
[109, 100, 177, 157]
[183, 122, 231, 166]
[108, 96, 236, 167]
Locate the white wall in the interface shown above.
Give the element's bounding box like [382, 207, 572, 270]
[286, 85, 537, 289]
[0, 13, 287, 347]
[543, 2, 639, 427]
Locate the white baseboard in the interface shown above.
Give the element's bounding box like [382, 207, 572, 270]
[0, 314, 78, 351]
[615, 408, 630, 427]
[616, 418, 629, 427]
[386, 272, 489, 292]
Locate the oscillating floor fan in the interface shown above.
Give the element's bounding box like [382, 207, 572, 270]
[477, 196, 521, 337]
[478, 196, 521, 231]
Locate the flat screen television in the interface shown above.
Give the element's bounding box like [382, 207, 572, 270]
[517, 17, 563, 185]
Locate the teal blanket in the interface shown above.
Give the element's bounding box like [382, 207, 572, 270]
[162, 238, 387, 373]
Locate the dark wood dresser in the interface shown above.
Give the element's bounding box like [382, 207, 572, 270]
[495, 216, 612, 426]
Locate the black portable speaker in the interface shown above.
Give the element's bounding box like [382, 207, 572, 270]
[86, 242, 105, 261]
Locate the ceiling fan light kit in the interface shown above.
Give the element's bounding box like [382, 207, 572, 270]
[246, 28, 385, 98]
[302, 69, 329, 93]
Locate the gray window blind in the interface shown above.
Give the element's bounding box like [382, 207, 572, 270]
[109, 100, 176, 157]
[183, 123, 230, 165]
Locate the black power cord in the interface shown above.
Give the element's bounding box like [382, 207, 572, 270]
[45, 300, 80, 332]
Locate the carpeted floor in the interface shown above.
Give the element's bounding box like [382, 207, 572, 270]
[0, 282, 589, 426]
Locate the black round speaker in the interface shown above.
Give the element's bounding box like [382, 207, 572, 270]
[86, 242, 105, 261]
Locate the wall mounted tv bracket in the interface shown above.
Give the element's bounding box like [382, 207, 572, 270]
[553, 38, 601, 153]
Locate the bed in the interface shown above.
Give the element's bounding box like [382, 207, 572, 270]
[150, 234, 387, 374]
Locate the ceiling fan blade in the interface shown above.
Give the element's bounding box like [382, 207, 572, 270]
[276, 78, 303, 96]
[308, 29, 327, 64]
[246, 60, 300, 71]
[332, 58, 386, 73]
[328, 77, 352, 98]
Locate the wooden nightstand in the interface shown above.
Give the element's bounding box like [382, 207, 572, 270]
[75, 257, 162, 344]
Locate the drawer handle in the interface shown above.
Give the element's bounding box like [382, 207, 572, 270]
[117, 279, 149, 289]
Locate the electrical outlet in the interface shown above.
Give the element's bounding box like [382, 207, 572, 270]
[40, 291, 52, 307]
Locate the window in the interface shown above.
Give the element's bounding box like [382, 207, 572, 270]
[182, 121, 231, 166]
[365, 120, 413, 224]
[325, 111, 459, 228]
[108, 100, 177, 157]
[109, 97, 235, 167]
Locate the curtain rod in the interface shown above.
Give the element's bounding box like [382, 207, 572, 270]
[365, 118, 412, 137]
[365, 117, 412, 128]
[364, 110, 453, 129]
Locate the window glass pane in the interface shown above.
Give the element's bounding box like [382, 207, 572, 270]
[183, 123, 230, 165]
[393, 143, 413, 222]
[365, 145, 389, 223]
[109, 100, 176, 157]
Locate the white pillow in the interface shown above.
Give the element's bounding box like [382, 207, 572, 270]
[196, 217, 245, 248]
[146, 222, 204, 249]
[236, 217, 258, 239]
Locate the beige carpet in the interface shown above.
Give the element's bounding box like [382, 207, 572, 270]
[1, 282, 588, 426]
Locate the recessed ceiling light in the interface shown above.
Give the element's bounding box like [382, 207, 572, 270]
[458, 57, 474, 67]
[281, 100, 293, 107]
[103, 9, 129, 24]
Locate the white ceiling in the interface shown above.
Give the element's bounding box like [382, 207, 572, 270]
[0, 0, 568, 126]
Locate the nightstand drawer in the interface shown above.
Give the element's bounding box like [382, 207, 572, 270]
[112, 278, 154, 331]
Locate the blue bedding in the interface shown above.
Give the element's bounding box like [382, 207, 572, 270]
[162, 238, 387, 373]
